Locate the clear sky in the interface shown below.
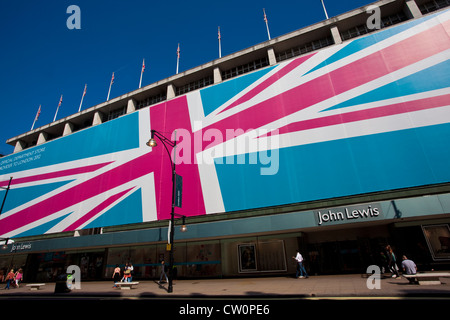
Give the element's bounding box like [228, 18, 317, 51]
[0, 0, 375, 155]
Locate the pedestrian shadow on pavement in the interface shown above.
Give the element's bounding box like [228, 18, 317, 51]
[152, 279, 169, 293]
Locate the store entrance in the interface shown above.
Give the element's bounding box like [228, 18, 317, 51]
[307, 239, 381, 274]
[304, 225, 390, 275]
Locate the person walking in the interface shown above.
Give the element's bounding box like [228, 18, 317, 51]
[293, 249, 309, 279]
[127, 262, 134, 282]
[4, 269, 15, 289]
[386, 245, 400, 278]
[159, 260, 169, 284]
[378, 250, 389, 274]
[14, 268, 23, 288]
[122, 263, 131, 283]
[112, 264, 121, 288]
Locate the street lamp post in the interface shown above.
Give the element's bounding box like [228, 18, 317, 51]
[1, 178, 13, 251]
[147, 129, 185, 293]
[0, 177, 13, 216]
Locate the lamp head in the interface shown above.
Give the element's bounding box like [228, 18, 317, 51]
[147, 130, 157, 147]
[1, 238, 10, 250]
[146, 138, 157, 147]
[180, 216, 187, 232]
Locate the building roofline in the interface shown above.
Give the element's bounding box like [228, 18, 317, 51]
[6, 0, 444, 153]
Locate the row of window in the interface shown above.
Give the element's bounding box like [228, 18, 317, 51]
[106, 107, 126, 121]
[176, 75, 214, 95]
[276, 36, 334, 62]
[277, 10, 410, 63]
[340, 12, 407, 41]
[221, 57, 270, 80]
[339, 0, 450, 42]
[419, 0, 450, 14]
[136, 92, 166, 110]
[106, 91, 168, 121]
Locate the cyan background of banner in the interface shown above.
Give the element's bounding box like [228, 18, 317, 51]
[215, 123, 450, 212]
[0, 111, 139, 175]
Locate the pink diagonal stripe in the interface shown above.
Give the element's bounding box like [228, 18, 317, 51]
[0, 153, 157, 236]
[0, 162, 113, 187]
[63, 187, 134, 231]
[219, 53, 316, 114]
[273, 94, 450, 135]
[201, 22, 449, 147]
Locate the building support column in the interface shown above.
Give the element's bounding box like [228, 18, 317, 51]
[92, 111, 104, 126]
[37, 132, 48, 145]
[126, 98, 137, 114]
[63, 122, 74, 136]
[330, 25, 342, 45]
[167, 84, 176, 99]
[404, 0, 423, 19]
[13, 140, 26, 153]
[213, 67, 222, 84]
[267, 47, 277, 65]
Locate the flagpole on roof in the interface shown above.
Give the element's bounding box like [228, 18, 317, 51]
[139, 59, 145, 89]
[320, 0, 329, 19]
[53, 95, 63, 122]
[107, 72, 114, 101]
[31, 105, 41, 130]
[78, 84, 87, 112]
[263, 8, 271, 40]
[176, 43, 180, 74]
[218, 26, 222, 58]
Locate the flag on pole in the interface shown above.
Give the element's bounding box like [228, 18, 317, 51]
[31, 105, 41, 130]
[320, 0, 329, 19]
[53, 95, 63, 122]
[78, 84, 87, 112]
[263, 8, 271, 40]
[139, 59, 145, 89]
[107, 72, 114, 101]
[218, 26, 222, 58]
[35, 105, 41, 121]
[176, 43, 180, 74]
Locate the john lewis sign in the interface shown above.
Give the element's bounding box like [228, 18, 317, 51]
[10, 242, 32, 252]
[315, 203, 383, 226]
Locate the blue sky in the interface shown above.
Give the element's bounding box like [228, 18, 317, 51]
[0, 0, 375, 155]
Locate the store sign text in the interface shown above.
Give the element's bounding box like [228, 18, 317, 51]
[10, 243, 32, 252]
[315, 203, 383, 226]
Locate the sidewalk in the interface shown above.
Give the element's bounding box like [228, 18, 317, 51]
[1, 274, 450, 299]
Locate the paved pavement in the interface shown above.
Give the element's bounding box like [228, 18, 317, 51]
[1, 274, 449, 318]
[1, 273, 449, 298]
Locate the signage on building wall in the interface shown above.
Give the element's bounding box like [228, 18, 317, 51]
[314, 203, 383, 226]
[10, 242, 32, 252]
[175, 173, 183, 208]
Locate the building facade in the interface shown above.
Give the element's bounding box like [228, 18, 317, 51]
[1, 0, 450, 282]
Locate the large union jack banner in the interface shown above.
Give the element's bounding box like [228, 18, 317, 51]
[1, 10, 450, 238]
